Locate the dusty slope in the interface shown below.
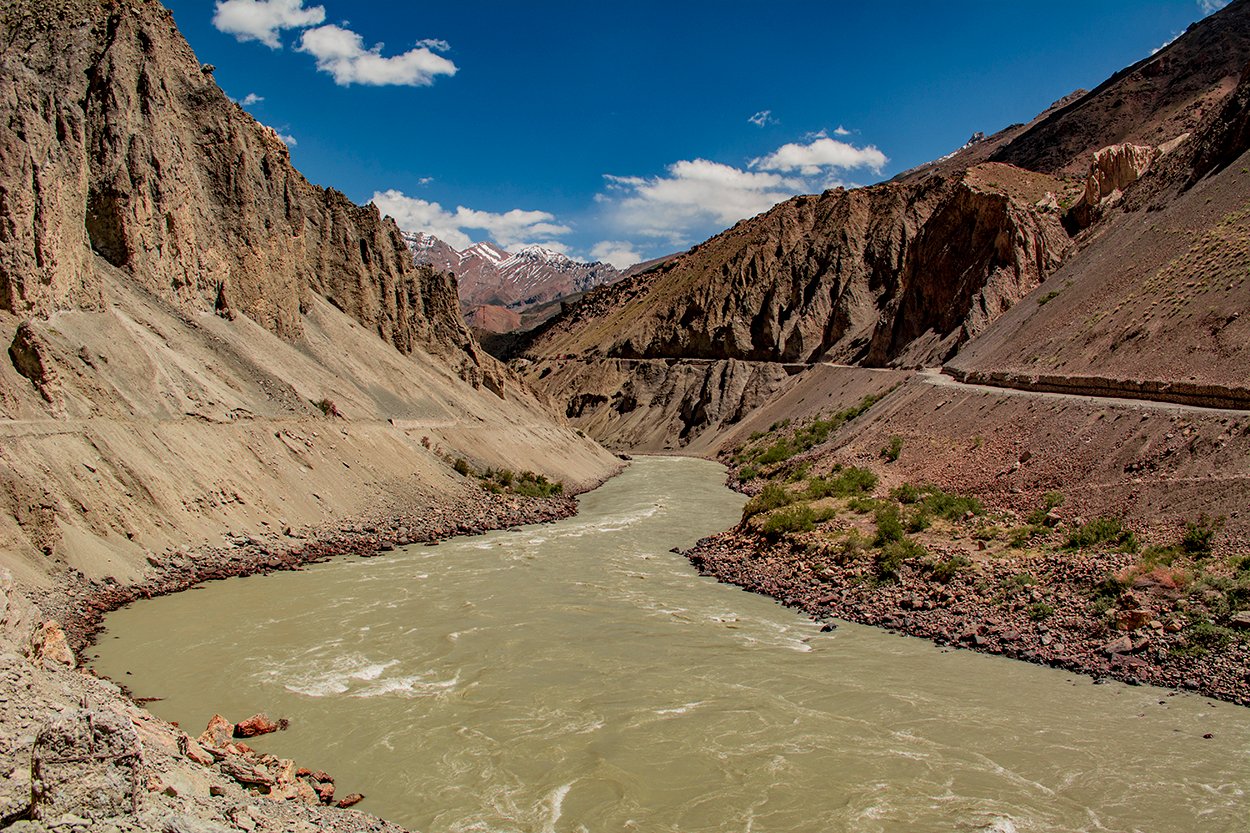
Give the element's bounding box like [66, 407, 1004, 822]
[949, 72, 1250, 395]
[0, 0, 617, 592]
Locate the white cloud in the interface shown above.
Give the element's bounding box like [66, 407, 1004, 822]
[1152, 33, 1180, 54]
[298, 24, 457, 86]
[595, 133, 889, 250]
[748, 110, 776, 127]
[415, 38, 452, 53]
[276, 132, 297, 146]
[589, 241, 642, 270]
[213, 0, 325, 48]
[241, 92, 264, 106]
[371, 190, 571, 250]
[1199, 0, 1230, 14]
[750, 137, 887, 177]
[833, 125, 851, 136]
[598, 159, 805, 245]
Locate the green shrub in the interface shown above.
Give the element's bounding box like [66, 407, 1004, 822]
[906, 508, 932, 533]
[875, 537, 926, 583]
[742, 483, 794, 520]
[890, 483, 921, 504]
[453, 458, 471, 476]
[1181, 514, 1223, 558]
[804, 466, 878, 499]
[881, 436, 904, 463]
[874, 505, 905, 546]
[1007, 525, 1038, 549]
[926, 554, 971, 583]
[1065, 517, 1138, 552]
[1027, 602, 1054, 621]
[761, 503, 837, 537]
[738, 465, 759, 481]
[847, 496, 881, 514]
[1026, 491, 1064, 526]
[513, 471, 563, 497]
[1176, 621, 1234, 657]
[919, 486, 984, 521]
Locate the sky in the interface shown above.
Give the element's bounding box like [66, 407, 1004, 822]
[166, 0, 1232, 267]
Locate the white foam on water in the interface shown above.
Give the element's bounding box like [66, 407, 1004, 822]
[268, 656, 399, 697]
[353, 670, 462, 699]
[655, 701, 705, 716]
[541, 782, 573, 833]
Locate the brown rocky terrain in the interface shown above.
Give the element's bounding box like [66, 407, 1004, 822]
[517, 1, 1250, 705]
[0, 1, 619, 830]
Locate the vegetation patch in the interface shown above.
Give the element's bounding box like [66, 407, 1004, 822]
[1064, 517, 1138, 553]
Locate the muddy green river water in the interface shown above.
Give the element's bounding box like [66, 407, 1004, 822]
[93, 457, 1249, 832]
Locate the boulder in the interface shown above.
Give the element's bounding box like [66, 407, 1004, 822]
[197, 715, 233, 750]
[1229, 610, 1250, 630]
[336, 793, 364, 809]
[233, 713, 279, 738]
[31, 706, 143, 820]
[30, 620, 75, 668]
[218, 758, 273, 789]
[1101, 635, 1133, 655]
[1115, 607, 1152, 631]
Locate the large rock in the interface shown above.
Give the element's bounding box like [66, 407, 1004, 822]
[30, 620, 75, 668]
[1066, 143, 1159, 229]
[232, 713, 279, 738]
[196, 715, 233, 751]
[30, 706, 143, 821]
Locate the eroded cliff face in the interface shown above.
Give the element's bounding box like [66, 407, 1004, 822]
[530, 164, 1071, 369]
[0, 0, 619, 585]
[0, 0, 473, 361]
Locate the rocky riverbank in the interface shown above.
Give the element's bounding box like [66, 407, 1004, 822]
[0, 487, 587, 832]
[687, 525, 1250, 706]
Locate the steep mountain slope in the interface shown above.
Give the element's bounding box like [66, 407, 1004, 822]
[949, 61, 1250, 397]
[530, 164, 1071, 368]
[524, 0, 1250, 448]
[406, 232, 623, 330]
[0, 0, 617, 586]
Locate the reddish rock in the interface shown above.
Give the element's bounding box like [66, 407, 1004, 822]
[1101, 635, 1133, 656]
[336, 793, 365, 808]
[197, 714, 234, 750]
[234, 713, 280, 738]
[32, 620, 76, 668]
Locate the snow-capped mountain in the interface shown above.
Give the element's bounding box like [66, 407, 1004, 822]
[402, 232, 624, 330]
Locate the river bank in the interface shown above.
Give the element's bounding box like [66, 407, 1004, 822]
[686, 521, 1250, 707]
[0, 482, 600, 832]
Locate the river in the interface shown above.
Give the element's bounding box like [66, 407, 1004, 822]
[92, 456, 1249, 832]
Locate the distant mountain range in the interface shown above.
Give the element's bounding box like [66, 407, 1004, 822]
[403, 232, 625, 331]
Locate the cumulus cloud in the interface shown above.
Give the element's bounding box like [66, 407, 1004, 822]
[832, 125, 851, 136]
[297, 25, 458, 86]
[241, 92, 265, 106]
[212, 0, 325, 48]
[595, 133, 889, 250]
[598, 159, 804, 245]
[371, 190, 571, 250]
[1199, 0, 1230, 13]
[750, 137, 887, 176]
[748, 110, 777, 127]
[589, 241, 642, 270]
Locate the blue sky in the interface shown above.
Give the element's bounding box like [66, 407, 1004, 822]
[169, 0, 1230, 266]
